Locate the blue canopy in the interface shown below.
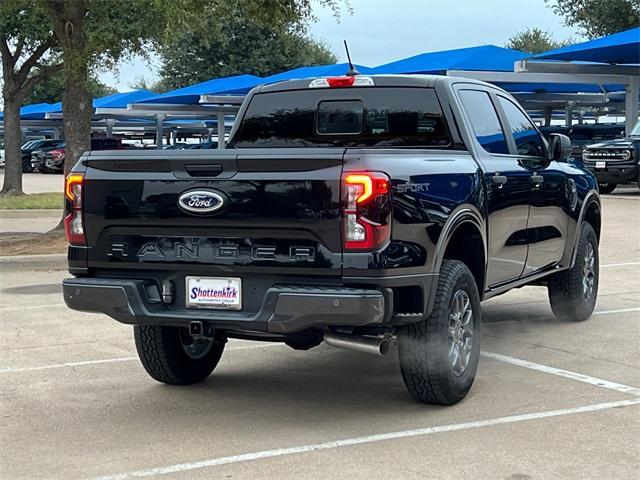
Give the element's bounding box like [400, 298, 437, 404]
[497, 83, 624, 94]
[93, 89, 155, 109]
[0, 102, 61, 121]
[139, 75, 262, 105]
[535, 27, 640, 64]
[371, 45, 529, 74]
[260, 63, 374, 84]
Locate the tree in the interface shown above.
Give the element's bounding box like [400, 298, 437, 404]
[158, 2, 337, 90]
[129, 76, 163, 93]
[40, 0, 343, 181]
[25, 70, 116, 104]
[546, 0, 640, 38]
[506, 28, 572, 54]
[0, 0, 62, 196]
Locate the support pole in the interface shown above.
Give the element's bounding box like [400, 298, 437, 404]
[155, 114, 165, 149]
[217, 113, 226, 149]
[565, 104, 573, 127]
[543, 107, 552, 127]
[625, 76, 639, 135]
[106, 119, 115, 138]
[170, 130, 177, 146]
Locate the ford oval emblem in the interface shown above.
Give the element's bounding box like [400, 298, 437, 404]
[178, 189, 226, 215]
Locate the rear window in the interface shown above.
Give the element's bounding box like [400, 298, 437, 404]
[91, 138, 120, 150]
[233, 87, 452, 148]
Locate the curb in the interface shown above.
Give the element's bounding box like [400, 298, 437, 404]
[0, 209, 63, 219]
[0, 253, 67, 270]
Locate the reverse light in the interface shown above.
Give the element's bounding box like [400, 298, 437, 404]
[64, 173, 85, 246]
[342, 172, 391, 251]
[309, 76, 375, 89]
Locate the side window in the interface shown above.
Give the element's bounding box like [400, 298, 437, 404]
[458, 90, 509, 155]
[497, 96, 545, 157]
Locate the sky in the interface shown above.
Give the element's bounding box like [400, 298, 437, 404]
[99, 0, 580, 92]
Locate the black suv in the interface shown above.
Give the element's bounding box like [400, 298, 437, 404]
[582, 121, 639, 193]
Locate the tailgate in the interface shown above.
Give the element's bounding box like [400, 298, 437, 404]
[83, 149, 344, 276]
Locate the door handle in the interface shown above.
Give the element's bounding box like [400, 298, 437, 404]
[530, 174, 544, 186]
[492, 174, 507, 188]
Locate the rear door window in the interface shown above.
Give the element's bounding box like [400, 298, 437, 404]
[234, 87, 452, 148]
[458, 90, 509, 155]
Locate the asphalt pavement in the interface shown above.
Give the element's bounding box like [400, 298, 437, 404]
[1, 188, 639, 480]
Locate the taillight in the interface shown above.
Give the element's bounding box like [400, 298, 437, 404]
[64, 173, 85, 245]
[51, 149, 65, 161]
[342, 172, 391, 251]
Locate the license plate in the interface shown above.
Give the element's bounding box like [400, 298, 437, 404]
[595, 161, 606, 169]
[186, 276, 242, 310]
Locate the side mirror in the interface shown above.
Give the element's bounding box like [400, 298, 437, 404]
[548, 133, 572, 162]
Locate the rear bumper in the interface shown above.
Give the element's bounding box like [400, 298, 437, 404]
[586, 164, 639, 184]
[62, 277, 390, 334]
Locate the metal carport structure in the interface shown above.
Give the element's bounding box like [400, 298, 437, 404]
[448, 28, 639, 133]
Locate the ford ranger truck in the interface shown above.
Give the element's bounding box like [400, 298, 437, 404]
[582, 120, 640, 194]
[62, 75, 601, 405]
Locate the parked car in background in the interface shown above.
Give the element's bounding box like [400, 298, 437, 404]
[567, 124, 626, 161]
[21, 139, 64, 173]
[35, 137, 123, 173]
[540, 123, 625, 162]
[583, 120, 640, 193]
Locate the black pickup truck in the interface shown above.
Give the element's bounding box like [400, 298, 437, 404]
[62, 75, 601, 405]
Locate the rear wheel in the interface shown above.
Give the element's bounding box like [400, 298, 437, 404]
[134, 325, 226, 385]
[598, 183, 617, 194]
[398, 260, 481, 405]
[22, 160, 34, 173]
[548, 223, 599, 322]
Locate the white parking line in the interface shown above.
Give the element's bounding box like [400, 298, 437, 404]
[482, 352, 640, 396]
[600, 261, 640, 268]
[0, 343, 283, 373]
[590, 307, 640, 315]
[90, 398, 640, 480]
[485, 306, 640, 325]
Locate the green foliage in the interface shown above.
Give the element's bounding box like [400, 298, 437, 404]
[158, 1, 337, 90]
[546, 0, 640, 38]
[0, 0, 54, 54]
[0, 192, 62, 209]
[506, 28, 573, 54]
[25, 70, 116, 104]
[129, 76, 164, 93]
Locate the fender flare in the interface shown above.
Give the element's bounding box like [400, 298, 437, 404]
[432, 204, 488, 277]
[569, 189, 601, 268]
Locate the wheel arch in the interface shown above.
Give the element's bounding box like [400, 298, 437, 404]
[433, 205, 487, 297]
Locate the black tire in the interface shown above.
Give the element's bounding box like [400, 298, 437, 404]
[398, 260, 481, 405]
[22, 160, 34, 173]
[598, 183, 617, 194]
[548, 223, 598, 322]
[134, 325, 226, 385]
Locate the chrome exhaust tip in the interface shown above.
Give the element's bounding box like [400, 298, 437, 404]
[324, 331, 392, 356]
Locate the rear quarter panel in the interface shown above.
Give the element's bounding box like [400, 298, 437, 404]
[342, 149, 485, 277]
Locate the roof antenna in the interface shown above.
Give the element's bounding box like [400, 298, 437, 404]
[344, 40, 360, 76]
